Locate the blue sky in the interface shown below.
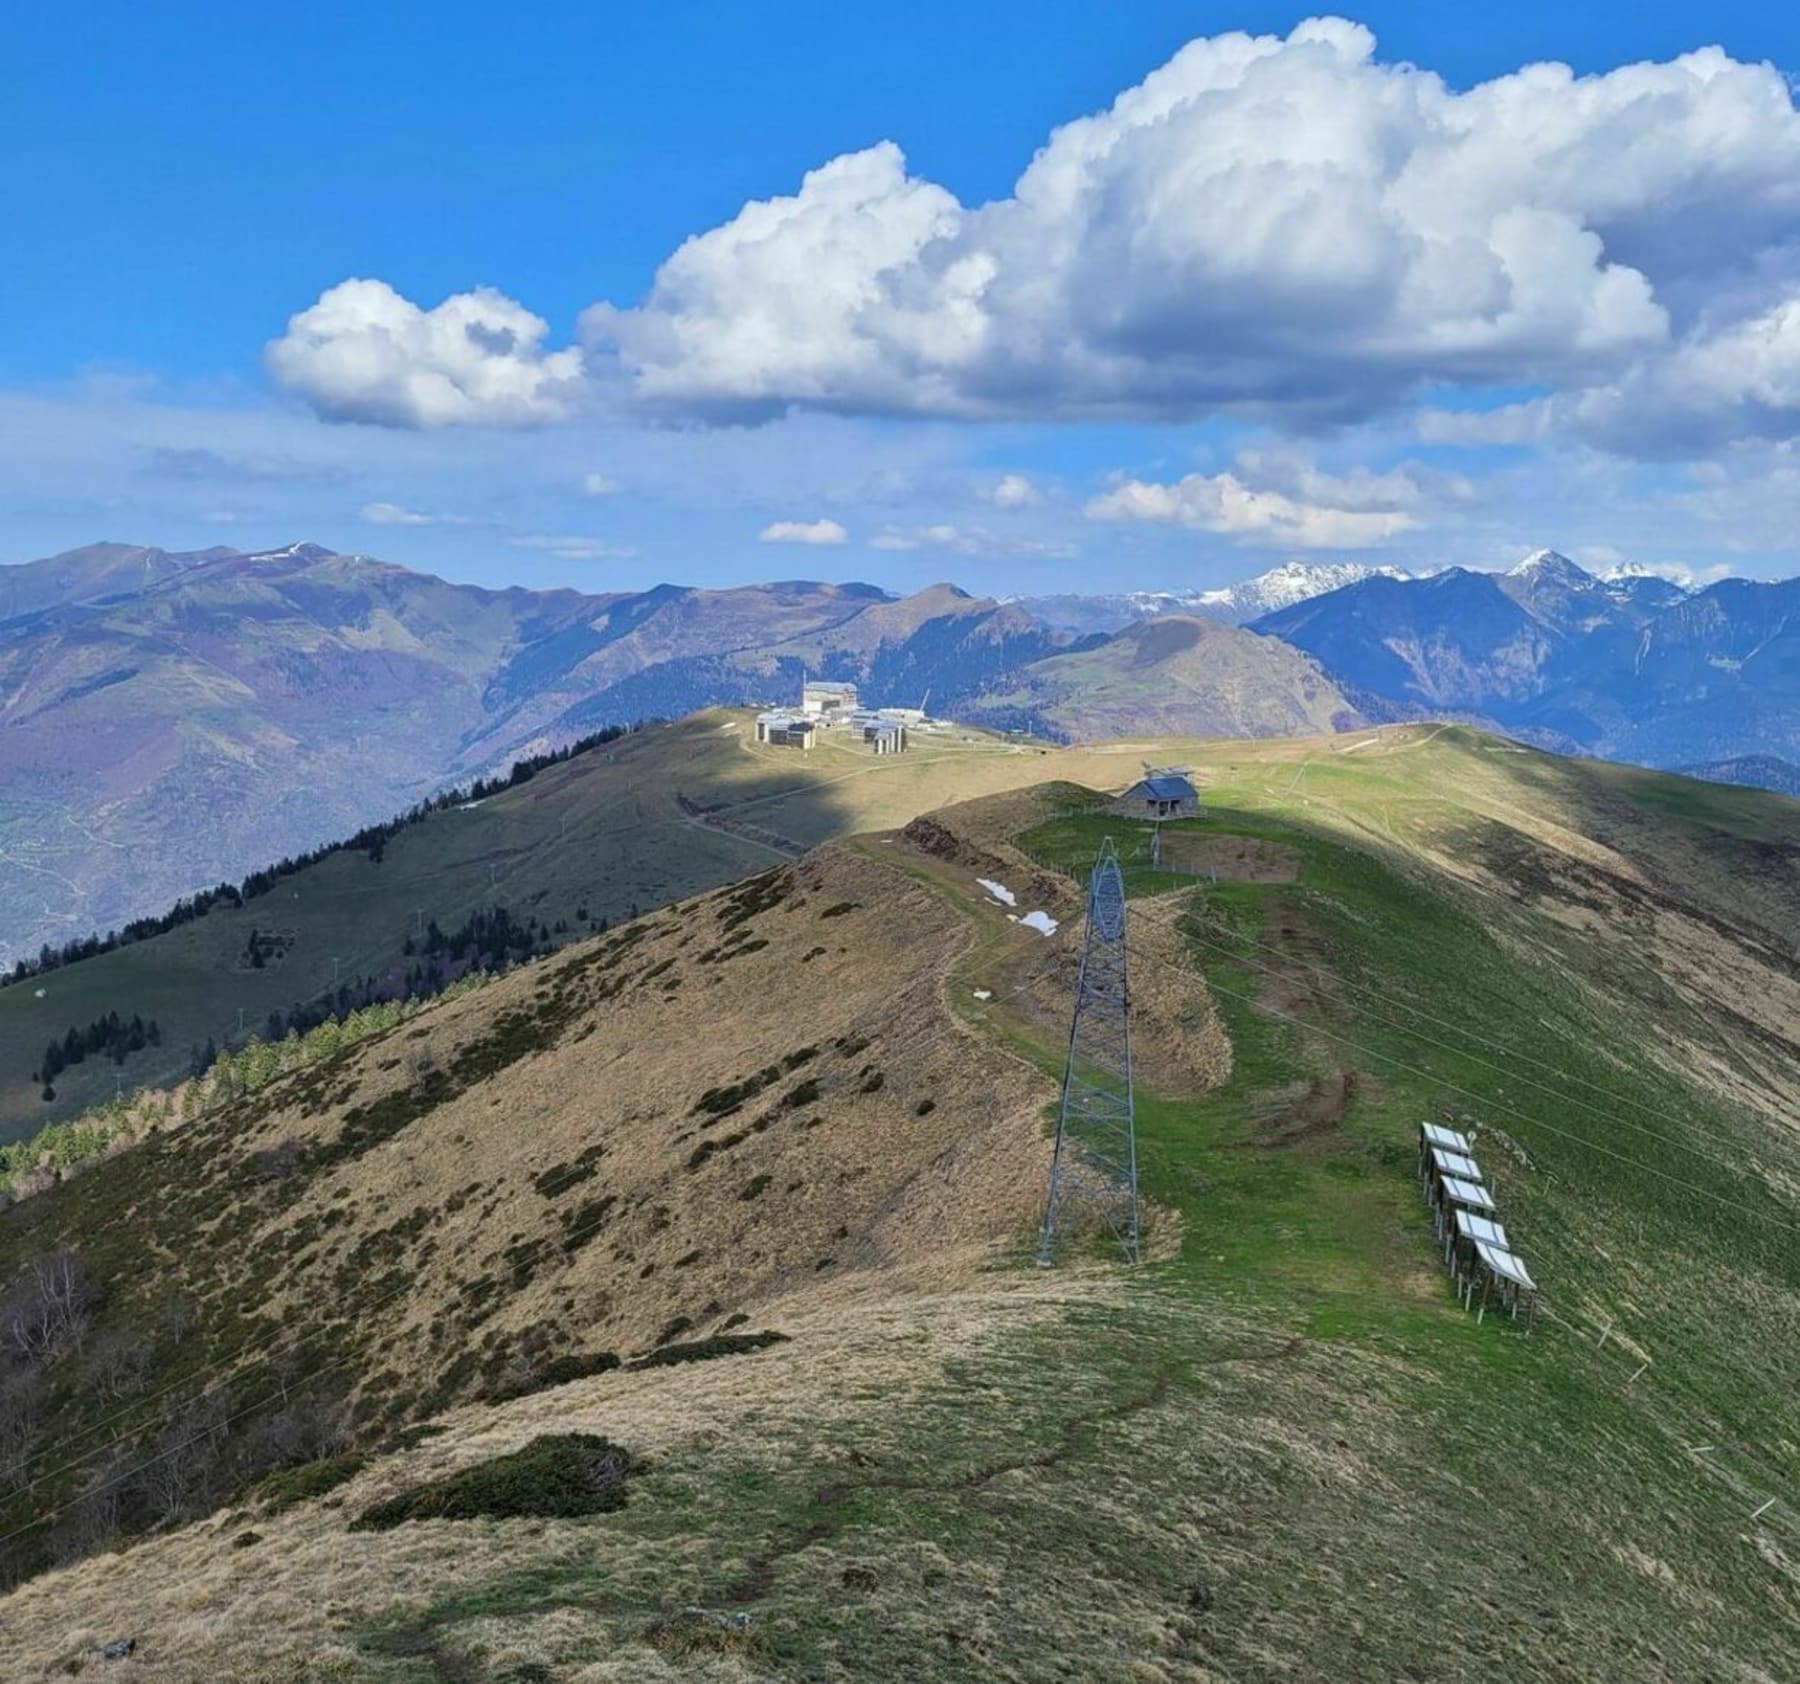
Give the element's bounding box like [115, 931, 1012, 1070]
[6, 2, 1800, 593]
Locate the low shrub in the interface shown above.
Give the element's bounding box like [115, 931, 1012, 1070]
[486, 1350, 622, 1403]
[251, 1453, 367, 1514]
[625, 1331, 789, 1372]
[349, 1433, 638, 1531]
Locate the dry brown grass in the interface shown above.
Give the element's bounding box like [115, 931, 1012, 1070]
[0, 782, 1226, 1678]
[0, 837, 1080, 1677]
[205, 844, 1058, 1369]
[0, 1277, 1110, 1681]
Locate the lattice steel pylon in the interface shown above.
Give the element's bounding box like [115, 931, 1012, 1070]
[1037, 837, 1140, 1266]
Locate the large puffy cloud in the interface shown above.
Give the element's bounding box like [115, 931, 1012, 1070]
[1420, 298, 1800, 454]
[585, 19, 1800, 432]
[267, 279, 585, 427]
[271, 21, 1800, 448]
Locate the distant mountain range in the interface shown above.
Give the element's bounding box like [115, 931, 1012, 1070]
[0, 542, 1333, 959]
[1252, 550, 1799, 769]
[3, 538, 1795, 961]
[1020, 560, 1413, 631]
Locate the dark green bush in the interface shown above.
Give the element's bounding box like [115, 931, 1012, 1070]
[486, 1350, 621, 1403]
[625, 1331, 789, 1371]
[350, 1433, 638, 1531]
[251, 1452, 367, 1514]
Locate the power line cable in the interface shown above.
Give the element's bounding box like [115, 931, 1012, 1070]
[0, 1132, 759, 1550]
[10, 831, 1795, 1551]
[0, 873, 1082, 1531]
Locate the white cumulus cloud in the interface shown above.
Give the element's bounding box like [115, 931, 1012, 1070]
[988, 472, 1039, 509]
[582, 21, 1800, 437]
[759, 518, 848, 545]
[271, 24, 1800, 455]
[359, 500, 441, 526]
[1086, 465, 1420, 549]
[267, 279, 585, 428]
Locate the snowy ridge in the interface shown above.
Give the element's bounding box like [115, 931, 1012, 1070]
[1013, 562, 1415, 633]
[1096, 562, 1416, 626]
[1187, 561, 1413, 621]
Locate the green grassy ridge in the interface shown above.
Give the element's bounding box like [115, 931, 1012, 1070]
[5, 733, 1796, 1677]
[1020, 805, 1798, 1430]
[359, 769, 1795, 1679]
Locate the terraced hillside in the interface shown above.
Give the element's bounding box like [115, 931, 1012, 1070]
[0, 730, 1795, 1681]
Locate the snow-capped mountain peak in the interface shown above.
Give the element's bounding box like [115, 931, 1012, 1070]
[1202, 561, 1396, 615]
[1191, 560, 1408, 619]
[1506, 548, 1590, 583]
[1597, 561, 1698, 594]
[1013, 561, 1416, 634]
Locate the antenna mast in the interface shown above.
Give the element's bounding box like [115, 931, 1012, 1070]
[1037, 837, 1140, 1265]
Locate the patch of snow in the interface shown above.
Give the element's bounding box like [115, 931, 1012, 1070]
[973, 988, 993, 1001]
[1189, 560, 1411, 620]
[456, 799, 486, 811]
[1598, 561, 1699, 593]
[33, 988, 46, 999]
[976, 878, 1017, 906]
[1019, 910, 1060, 936]
[1505, 548, 1590, 583]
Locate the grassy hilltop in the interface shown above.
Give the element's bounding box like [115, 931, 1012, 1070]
[0, 724, 1794, 1680]
[0, 708, 1353, 1140]
[0, 712, 1050, 1138]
